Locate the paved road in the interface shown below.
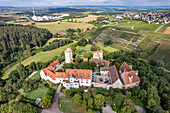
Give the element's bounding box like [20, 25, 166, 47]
[102, 104, 116, 113]
[134, 105, 146, 113]
[38, 84, 64, 113]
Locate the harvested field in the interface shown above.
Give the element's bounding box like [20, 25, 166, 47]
[35, 22, 95, 31]
[164, 27, 170, 34]
[78, 15, 99, 22]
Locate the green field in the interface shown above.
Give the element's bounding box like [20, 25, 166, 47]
[147, 40, 170, 70]
[76, 45, 92, 51]
[2, 42, 75, 79]
[96, 43, 117, 52]
[30, 70, 41, 80]
[24, 86, 49, 100]
[113, 20, 162, 33]
[118, 20, 141, 26]
[35, 22, 94, 31]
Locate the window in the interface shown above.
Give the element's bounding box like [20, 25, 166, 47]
[86, 82, 88, 84]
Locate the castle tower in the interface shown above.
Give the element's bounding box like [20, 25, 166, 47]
[65, 48, 72, 63]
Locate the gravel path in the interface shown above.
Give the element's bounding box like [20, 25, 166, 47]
[134, 105, 146, 113]
[38, 84, 64, 113]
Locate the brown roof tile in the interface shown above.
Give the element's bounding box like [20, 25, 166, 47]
[109, 65, 120, 84]
[49, 60, 60, 67]
[90, 58, 109, 67]
[120, 62, 133, 72]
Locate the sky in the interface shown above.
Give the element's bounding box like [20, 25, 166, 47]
[1, 0, 170, 7]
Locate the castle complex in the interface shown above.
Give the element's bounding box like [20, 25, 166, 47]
[40, 48, 140, 89]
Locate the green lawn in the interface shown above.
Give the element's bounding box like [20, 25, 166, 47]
[35, 22, 94, 31]
[118, 20, 140, 26]
[134, 22, 162, 32]
[24, 86, 49, 100]
[2, 42, 75, 79]
[30, 70, 40, 80]
[76, 45, 92, 51]
[96, 43, 117, 52]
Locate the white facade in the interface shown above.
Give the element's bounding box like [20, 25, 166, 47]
[65, 49, 72, 63]
[93, 51, 103, 60]
[40, 69, 92, 89]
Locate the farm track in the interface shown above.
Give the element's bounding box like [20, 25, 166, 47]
[131, 21, 142, 30]
[155, 24, 167, 33]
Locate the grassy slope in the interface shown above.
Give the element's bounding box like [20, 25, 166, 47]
[35, 22, 94, 31]
[24, 86, 49, 100]
[2, 42, 75, 79]
[147, 40, 170, 70]
[30, 70, 40, 80]
[76, 45, 92, 51]
[96, 43, 117, 52]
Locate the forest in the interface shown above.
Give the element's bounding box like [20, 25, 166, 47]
[0, 24, 52, 74]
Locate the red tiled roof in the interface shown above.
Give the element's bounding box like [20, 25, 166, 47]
[83, 58, 88, 62]
[49, 60, 60, 67]
[124, 71, 140, 85]
[65, 69, 92, 79]
[43, 68, 92, 80]
[109, 65, 120, 84]
[90, 58, 109, 67]
[120, 62, 133, 72]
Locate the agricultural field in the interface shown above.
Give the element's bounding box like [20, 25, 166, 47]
[146, 40, 170, 70]
[35, 22, 95, 34]
[157, 24, 170, 33]
[76, 45, 92, 52]
[2, 42, 75, 79]
[164, 27, 170, 34]
[95, 43, 117, 52]
[112, 20, 162, 33]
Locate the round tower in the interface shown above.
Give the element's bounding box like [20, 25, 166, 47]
[65, 48, 72, 63]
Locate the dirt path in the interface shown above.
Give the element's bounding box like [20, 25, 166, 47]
[38, 84, 64, 113]
[131, 21, 142, 30]
[155, 24, 166, 33]
[25, 71, 37, 81]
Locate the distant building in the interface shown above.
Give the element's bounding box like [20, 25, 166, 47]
[119, 62, 140, 88]
[93, 50, 103, 60]
[90, 58, 109, 67]
[65, 48, 72, 63]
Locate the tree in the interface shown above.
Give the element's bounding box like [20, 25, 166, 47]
[94, 94, 105, 107]
[126, 91, 131, 98]
[82, 99, 87, 109]
[84, 109, 96, 113]
[72, 94, 83, 108]
[42, 95, 52, 107]
[105, 96, 112, 104]
[120, 105, 135, 113]
[113, 94, 126, 111]
[88, 97, 94, 108]
[147, 98, 156, 109]
[83, 92, 91, 100]
[138, 89, 147, 100]
[156, 60, 164, 67]
[64, 89, 71, 98]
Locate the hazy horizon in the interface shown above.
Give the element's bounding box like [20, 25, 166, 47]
[1, 0, 170, 7]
